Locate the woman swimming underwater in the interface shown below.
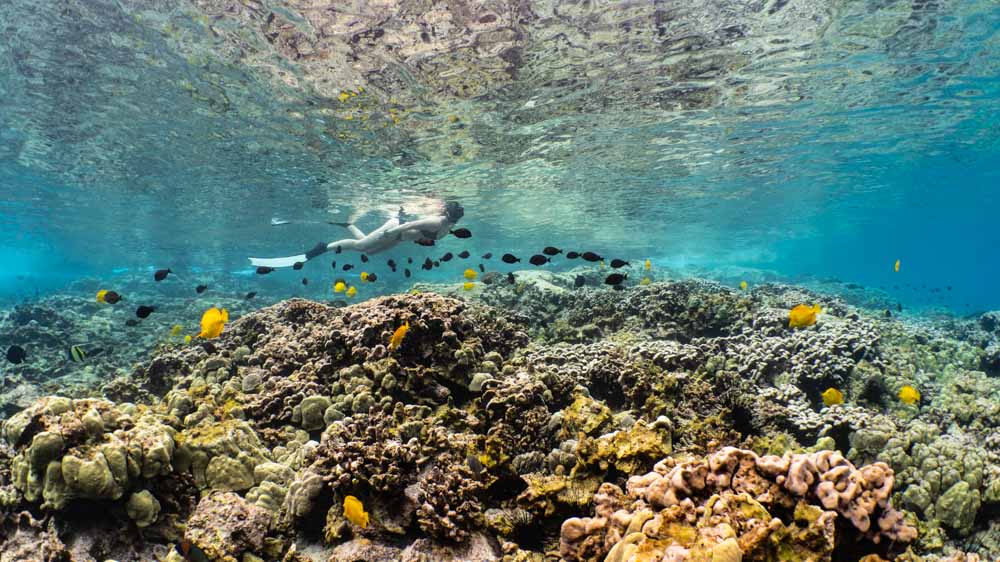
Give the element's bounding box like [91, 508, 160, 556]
[249, 202, 464, 269]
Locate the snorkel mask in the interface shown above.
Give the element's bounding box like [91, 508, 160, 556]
[444, 201, 464, 222]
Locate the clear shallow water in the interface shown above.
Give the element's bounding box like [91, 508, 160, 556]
[1, 0, 998, 312]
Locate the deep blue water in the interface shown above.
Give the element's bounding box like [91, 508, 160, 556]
[1, 1, 998, 313]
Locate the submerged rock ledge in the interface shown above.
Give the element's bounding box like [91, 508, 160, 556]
[1, 278, 998, 561]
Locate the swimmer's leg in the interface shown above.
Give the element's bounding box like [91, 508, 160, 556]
[329, 222, 366, 240]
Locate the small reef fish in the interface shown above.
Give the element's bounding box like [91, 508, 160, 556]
[292, 262, 304, 270]
[346, 286, 357, 298]
[331, 261, 337, 269]
[543, 246, 562, 256]
[821, 387, 844, 406]
[244, 292, 257, 300]
[464, 269, 478, 280]
[6, 345, 26, 365]
[302, 278, 309, 285]
[604, 273, 627, 286]
[334, 281, 347, 293]
[342, 264, 354, 271]
[198, 307, 229, 339]
[176, 539, 211, 562]
[441, 252, 454, 262]
[458, 251, 470, 259]
[184, 335, 192, 345]
[898, 385, 920, 405]
[415, 239, 436, 247]
[422, 258, 434, 271]
[154, 268, 172, 282]
[450, 228, 472, 239]
[96, 290, 109, 303]
[482, 253, 492, 259]
[360, 272, 369, 282]
[566, 251, 580, 259]
[478, 264, 485, 273]
[69, 345, 100, 363]
[367, 273, 378, 282]
[388, 321, 410, 351]
[343, 495, 369, 528]
[361, 254, 369, 263]
[740, 280, 748, 291]
[640, 277, 651, 285]
[610, 259, 630, 268]
[644, 259, 651, 271]
[507, 272, 516, 284]
[501, 254, 520, 264]
[256, 266, 274, 275]
[434, 260, 441, 268]
[574, 275, 586, 288]
[529, 255, 549, 266]
[463, 282, 475, 291]
[387, 259, 396, 269]
[136, 305, 156, 319]
[170, 324, 184, 337]
[894, 259, 900, 273]
[103, 291, 122, 304]
[404, 269, 412, 278]
[884, 310, 892, 318]
[788, 304, 822, 328]
[581, 252, 602, 262]
[195, 284, 208, 294]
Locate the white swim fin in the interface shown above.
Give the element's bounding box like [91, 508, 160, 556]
[249, 254, 306, 268]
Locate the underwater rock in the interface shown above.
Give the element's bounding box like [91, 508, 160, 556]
[185, 491, 274, 561]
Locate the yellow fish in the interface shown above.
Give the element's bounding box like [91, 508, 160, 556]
[343, 495, 369, 528]
[898, 385, 920, 405]
[334, 281, 347, 293]
[463, 282, 475, 291]
[170, 324, 184, 337]
[644, 259, 651, 271]
[198, 307, 229, 339]
[463, 269, 477, 280]
[740, 280, 748, 291]
[346, 286, 357, 298]
[821, 387, 844, 406]
[788, 304, 822, 328]
[894, 259, 900, 273]
[360, 272, 369, 282]
[184, 335, 192, 345]
[388, 321, 409, 351]
[96, 289, 108, 303]
[409, 289, 421, 295]
[640, 277, 651, 285]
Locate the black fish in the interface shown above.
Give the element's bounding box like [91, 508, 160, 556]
[543, 246, 562, 256]
[581, 252, 603, 262]
[292, 262, 304, 270]
[245, 292, 257, 300]
[451, 228, 472, 238]
[609, 259, 630, 268]
[136, 305, 156, 318]
[302, 278, 309, 285]
[422, 258, 434, 271]
[575, 275, 586, 288]
[434, 260, 441, 268]
[896, 303, 903, 312]
[335, 246, 343, 254]
[343, 264, 354, 271]
[361, 255, 369, 263]
[566, 251, 580, 259]
[604, 273, 627, 285]
[256, 266, 274, 275]
[387, 259, 397, 269]
[196, 285, 208, 294]
[154, 268, 172, 282]
[103, 291, 122, 304]
[529, 255, 549, 266]
[125, 319, 140, 327]
[6, 345, 26, 365]
[415, 239, 436, 247]
[331, 261, 337, 269]
[502, 254, 520, 264]
[466, 455, 484, 477]
[408, 257, 413, 264]
[506, 272, 516, 284]
[482, 253, 492, 259]
[478, 264, 485, 273]
[441, 252, 454, 262]
[367, 273, 378, 282]
[405, 269, 412, 278]
[612, 284, 625, 292]
[201, 342, 217, 354]
[458, 251, 470, 259]
[884, 310, 892, 318]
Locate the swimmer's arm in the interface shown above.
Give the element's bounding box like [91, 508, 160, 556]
[385, 217, 448, 240]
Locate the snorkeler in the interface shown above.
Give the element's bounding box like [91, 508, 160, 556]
[249, 202, 465, 269]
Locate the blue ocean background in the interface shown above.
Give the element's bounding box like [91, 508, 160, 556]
[0, 1, 998, 313]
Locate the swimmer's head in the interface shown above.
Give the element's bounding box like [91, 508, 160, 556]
[444, 201, 464, 222]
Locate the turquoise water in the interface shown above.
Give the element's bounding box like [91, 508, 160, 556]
[1, 1, 999, 312]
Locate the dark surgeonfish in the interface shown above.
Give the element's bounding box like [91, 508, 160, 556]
[154, 268, 172, 281]
[136, 305, 156, 318]
[542, 246, 561, 256]
[6, 345, 26, 364]
[196, 284, 208, 294]
[609, 259, 630, 268]
[605, 273, 627, 285]
[581, 252, 603, 262]
[502, 254, 520, 264]
[450, 228, 472, 238]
